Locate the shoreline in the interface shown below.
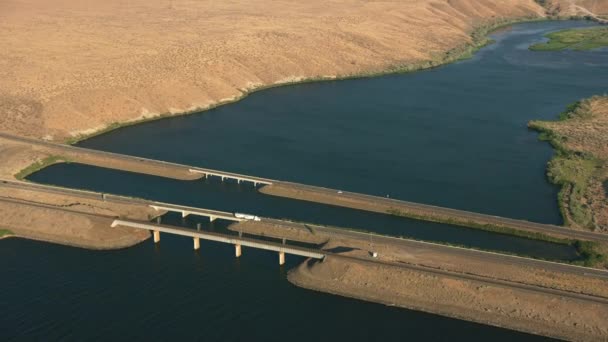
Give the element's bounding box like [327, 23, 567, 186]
[5, 17, 606, 258]
[528, 96, 608, 238]
[63, 16, 552, 145]
[63, 16, 603, 146]
[286, 256, 608, 341]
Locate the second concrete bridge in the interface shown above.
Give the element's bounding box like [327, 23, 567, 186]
[111, 219, 325, 265]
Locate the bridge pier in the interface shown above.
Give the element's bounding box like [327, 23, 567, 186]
[193, 237, 200, 250]
[209, 215, 216, 223]
[153, 230, 160, 243]
[181, 211, 189, 218]
[235, 244, 242, 257]
[279, 251, 285, 266]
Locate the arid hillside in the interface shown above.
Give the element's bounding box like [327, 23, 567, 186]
[546, 0, 608, 18]
[0, 0, 547, 141]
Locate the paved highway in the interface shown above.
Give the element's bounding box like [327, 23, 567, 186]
[1, 193, 607, 305]
[272, 181, 608, 243]
[2, 131, 606, 243]
[3, 178, 608, 282]
[264, 218, 608, 279]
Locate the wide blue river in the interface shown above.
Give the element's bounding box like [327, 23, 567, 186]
[2, 21, 607, 340]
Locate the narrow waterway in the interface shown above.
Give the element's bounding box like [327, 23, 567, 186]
[29, 163, 578, 260]
[2, 21, 607, 340]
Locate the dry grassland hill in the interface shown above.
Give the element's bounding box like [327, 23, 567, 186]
[546, 0, 608, 18]
[0, 0, 547, 141]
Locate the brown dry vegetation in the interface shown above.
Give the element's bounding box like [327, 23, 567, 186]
[529, 96, 608, 233]
[0, 178, 163, 248]
[0, 0, 550, 141]
[0, 198, 151, 249]
[289, 256, 608, 341]
[544, 0, 608, 20]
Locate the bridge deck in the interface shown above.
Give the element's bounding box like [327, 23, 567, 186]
[111, 219, 325, 259]
[149, 204, 243, 222]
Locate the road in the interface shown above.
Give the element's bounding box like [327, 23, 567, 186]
[3, 131, 606, 243]
[264, 218, 608, 279]
[3, 178, 608, 282]
[271, 181, 608, 243]
[2, 183, 608, 305]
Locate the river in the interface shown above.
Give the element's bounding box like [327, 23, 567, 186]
[3, 20, 607, 340]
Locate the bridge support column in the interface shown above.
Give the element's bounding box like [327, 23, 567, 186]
[209, 215, 216, 223]
[181, 211, 188, 218]
[193, 237, 200, 250]
[153, 230, 160, 243]
[235, 244, 242, 257]
[279, 251, 285, 266]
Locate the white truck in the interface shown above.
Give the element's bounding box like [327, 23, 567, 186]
[234, 213, 261, 221]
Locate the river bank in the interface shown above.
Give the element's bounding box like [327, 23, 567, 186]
[529, 97, 608, 231]
[0, 184, 159, 249]
[288, 256, 608, 341]
[1, 0, 548, 141]
[529, 96, 608, 268]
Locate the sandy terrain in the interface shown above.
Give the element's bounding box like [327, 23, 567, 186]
[0, 182, 162, 248]
[548, 0, 608, 20]
[0, 135, 203, 180]
[0, 198, 151, 249]
[235, 218, 608, 297]
[0, 0, 550, 141]
[289, 256, 608, 341]
[230, 220, 328, 244]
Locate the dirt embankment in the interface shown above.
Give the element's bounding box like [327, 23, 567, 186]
[236, 218, 608, 297]
[0, 184, 162, 249]
[0, 135, 203, 180]
[289, 256, 608, 341]
[229, 220, 328, 245]
[259, 182, 594, 242]
[0, 0, 546, 141]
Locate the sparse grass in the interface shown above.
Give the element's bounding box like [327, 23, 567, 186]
[530, 26, 608, 51]
[546, 156, 601, 227]
[386, 208, 571, 245]
[385, 209, 607, 267]
[572, 240, 607, 267]
[0, 229, 13, 238]
[529, 97, 608, 232]
[62, 17, 544, 145]
[282, 216, 606, 266]
[14, 155, 70, 180]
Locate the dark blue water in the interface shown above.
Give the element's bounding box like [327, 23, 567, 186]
[76, 21, 608, 225]
[29, 162, 578, 260]
[3, 21, 606, 340]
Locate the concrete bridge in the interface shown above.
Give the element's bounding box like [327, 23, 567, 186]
[4, 131, 608, 244]
[149, 204, 244, 222]
[111, 219, 324, 265]
[188, 169, 272, 186]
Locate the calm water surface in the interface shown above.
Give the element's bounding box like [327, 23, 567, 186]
[77, 21, 608, 224]
[3, 21, 607, 340]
